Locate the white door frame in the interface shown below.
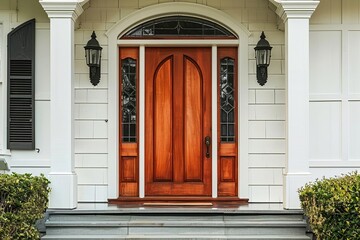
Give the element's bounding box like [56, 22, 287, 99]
[105, 2, 250, 200]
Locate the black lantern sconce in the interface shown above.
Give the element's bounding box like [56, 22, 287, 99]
[84, 31, 102, 86]
[254, 31, 272, 86]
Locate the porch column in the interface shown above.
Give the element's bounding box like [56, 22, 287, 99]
[40, 0, 86, 209]
[278, 1, 319, 209]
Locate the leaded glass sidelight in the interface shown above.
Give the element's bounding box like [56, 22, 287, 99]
[121, 58, 137, 142]
[220, 57, 235, 142]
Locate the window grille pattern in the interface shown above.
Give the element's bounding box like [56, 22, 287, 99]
[220, 57, 235, 142]
[123, 16, 235, 38]
[121, 58, 137, 142]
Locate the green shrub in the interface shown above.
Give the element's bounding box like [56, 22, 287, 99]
[298, 172, 360, 240]
[0, 173, 50, 240]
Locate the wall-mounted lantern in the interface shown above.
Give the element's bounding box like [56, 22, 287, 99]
[254, 31, 272, 86]
[84, 31, 102, 86]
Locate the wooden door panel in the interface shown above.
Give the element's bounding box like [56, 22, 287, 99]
[121, 157, 138, 182]
[146, 182, 210, 196]
[145, 47, 211, 196]
[153, 56, 173, 182]
[184, 56, 203, 182]
[220, 157, 235, 182]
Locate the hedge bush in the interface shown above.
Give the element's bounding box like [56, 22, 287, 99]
[0, 173, 50, 240]
[298, 172, 360, 240]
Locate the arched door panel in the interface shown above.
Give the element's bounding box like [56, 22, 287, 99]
[145, 47, 212, 196]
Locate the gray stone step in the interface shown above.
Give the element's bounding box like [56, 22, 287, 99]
[43, 210, 310, 239]
[46, 220, 307, 226]
[42, 234, 311, 240]
[49, 212, 303, 221]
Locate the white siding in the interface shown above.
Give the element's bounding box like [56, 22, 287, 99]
[349, 102, 360, 160]
[247, 12, 285, 202]
[309, 0, 360, 175]
[5, 26, 51, 172]
[0, 22, 4, 151]
[309, 31, 342, 95]
[10, 101, 51, 161]
[35, 29, 50, 100]
[0, 0, 52, 182]
[309, 102, 342, 160]
[348, 31, 360, 94]
[75, 4, 111, 202]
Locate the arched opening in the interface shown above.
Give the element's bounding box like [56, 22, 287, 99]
[106, 3, 250, 203]
[121, 16, 237, 39]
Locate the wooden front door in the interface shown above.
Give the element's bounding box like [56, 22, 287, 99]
[145, 47, 212, 196]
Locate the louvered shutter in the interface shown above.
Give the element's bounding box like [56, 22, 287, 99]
[7, 19, 35, 150]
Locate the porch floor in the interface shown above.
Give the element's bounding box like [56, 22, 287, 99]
[49, 203, 297, 214]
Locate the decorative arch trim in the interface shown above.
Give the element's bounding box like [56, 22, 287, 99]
[105, 2, 251, 39]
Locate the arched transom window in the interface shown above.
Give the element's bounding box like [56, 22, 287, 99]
[121, 16, 237, 39]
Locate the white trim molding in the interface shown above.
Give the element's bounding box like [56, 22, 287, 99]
[271, 0, 320, 21]
[106, 2, 250, 200]
[309, 161, 360, 168]
[0, 11, 13, 156]
[116, 39, 240, 46]
[39, 0, 86, 21]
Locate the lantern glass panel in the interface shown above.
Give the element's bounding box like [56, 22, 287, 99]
[266, 49, 271, 65]
[256, 49, 269, 66]
[91, 49, 101, 66]
[256, 49, 264, 65]
[85, 49, 101, 66]
[85, 49, 90, 65]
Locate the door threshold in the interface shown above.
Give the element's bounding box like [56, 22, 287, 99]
[143, 202, 213, 206]
[108, 196, 248, 206]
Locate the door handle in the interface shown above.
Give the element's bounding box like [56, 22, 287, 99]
[205, 136, 211, 158]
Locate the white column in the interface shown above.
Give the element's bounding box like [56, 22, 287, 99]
[279, 1, 319, 209]
[40, 1, 85, 209]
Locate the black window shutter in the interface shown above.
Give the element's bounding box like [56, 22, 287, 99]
[7, 19, 35, 150]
